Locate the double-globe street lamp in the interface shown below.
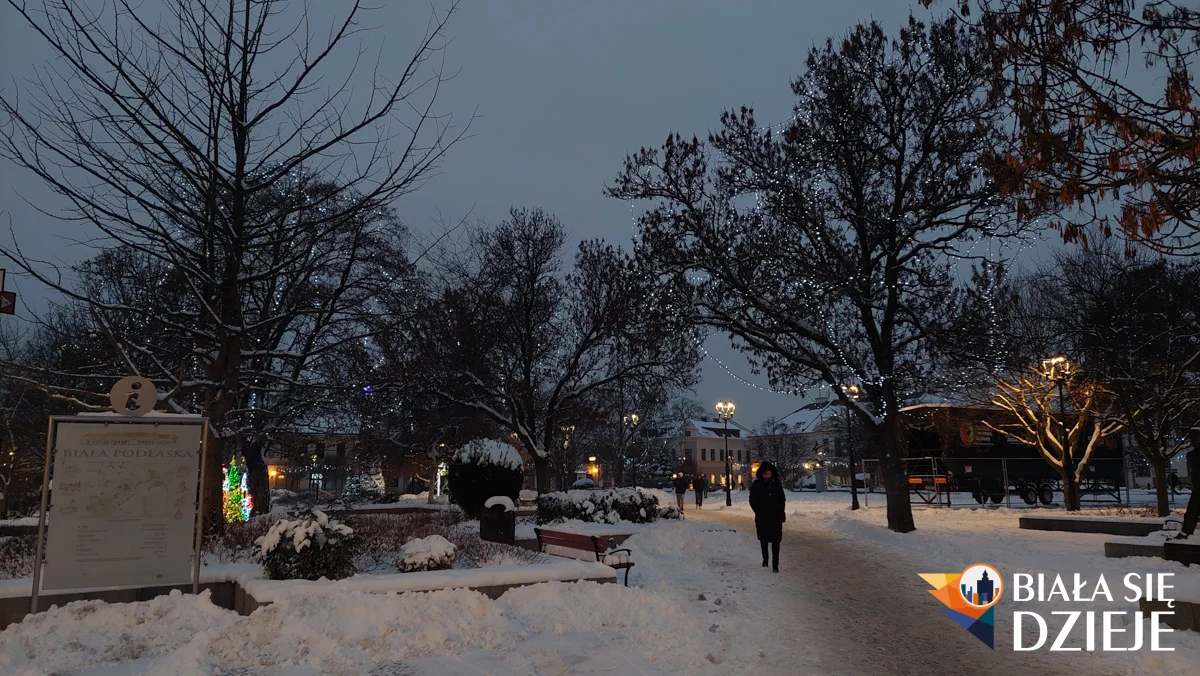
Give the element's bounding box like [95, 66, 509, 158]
[715, 400, 736, 506]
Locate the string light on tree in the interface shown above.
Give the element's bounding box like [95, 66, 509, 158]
[222, 458, 252, 522]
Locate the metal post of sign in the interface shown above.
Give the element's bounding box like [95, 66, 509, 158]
[861, 460, 869, 508]
[191, 422, 210, 596]
[1002, 458, 1011, 509]
[1122, 449, 1132, 507]
[29, 417, 58, 616]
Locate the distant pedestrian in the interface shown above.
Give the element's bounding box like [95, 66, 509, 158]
[672, 473, 690, 512]
[692, 475, 708, 508]
[1168, 470, 1181, 497]
[750, 461, 786, 572]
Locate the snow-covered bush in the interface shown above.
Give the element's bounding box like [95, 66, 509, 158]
[337, 472, 397, 507]
[658, 505, 682, 520]
[398, 534, 456, 572]
[447, 438, 524, 517]
[256, 510, 360, 581]
[536, 488, 660, 525]
[571, 477, 595, 489]
[518, 489, 538, 502]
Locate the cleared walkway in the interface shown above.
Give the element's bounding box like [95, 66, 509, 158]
[687, 508, 1122, 676]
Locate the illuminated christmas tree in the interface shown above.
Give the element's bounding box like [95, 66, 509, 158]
[222, 458, 253, 522]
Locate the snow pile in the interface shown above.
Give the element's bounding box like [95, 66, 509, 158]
[571, 477, 595, 489]
[537, 488, 661, 524]
[0, 590, 238, 674]
[497, 581, 709, 667]
[454, 438, 523, 471]
[483, 495, 515, 512]
[0, 583, 712, 674]
[519, 489, 538, 502]
[398, 535, 457, 572]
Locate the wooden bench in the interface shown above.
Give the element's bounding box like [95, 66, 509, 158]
[534, 528, 635, 586]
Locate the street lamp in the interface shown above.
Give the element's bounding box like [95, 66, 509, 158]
[715, 400, 736, 506]
[622, 413, 640, 487]
[842, 383, 862, 510]
[1042, 356, 1074, 501]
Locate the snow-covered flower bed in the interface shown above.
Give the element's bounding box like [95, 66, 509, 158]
[398, 534, 457, 572]
[536, 488, 661, 525]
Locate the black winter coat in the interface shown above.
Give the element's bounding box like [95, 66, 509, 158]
[672, 476, 691, 494]
[749, 477, 786, 543]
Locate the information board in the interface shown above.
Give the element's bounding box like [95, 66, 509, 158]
[41, 419, 205, 590]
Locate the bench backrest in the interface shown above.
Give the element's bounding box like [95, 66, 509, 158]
[534, 528, 603, 557]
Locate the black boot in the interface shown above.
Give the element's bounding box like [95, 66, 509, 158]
[771, 542, 780, 572]
[760, 541, 769, 567]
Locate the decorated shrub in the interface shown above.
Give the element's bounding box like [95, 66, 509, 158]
[256, 510, 360, 581]
[536, 488, 660, 525]
[398, 534, 457, 572]
[447, 438, 524, 517]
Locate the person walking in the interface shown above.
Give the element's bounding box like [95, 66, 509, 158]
[750, 461, 786, 572]
[692, 474, 708, 508]
[672, 473, 691, 513]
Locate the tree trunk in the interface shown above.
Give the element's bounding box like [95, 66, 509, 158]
[873, 415, 915, 533]
[1151, 460, 1170, 518]
[533, 455, 550, 494]
[1183, 448, 1198, 537]
[1061, 469, 1082, 511]
[243, 437, 271, 517]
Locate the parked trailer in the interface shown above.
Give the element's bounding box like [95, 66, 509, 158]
[900, 405, 1127, 506]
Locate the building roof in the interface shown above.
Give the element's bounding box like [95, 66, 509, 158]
[775, 398, 840, 434]
[681, 418, 754, 438]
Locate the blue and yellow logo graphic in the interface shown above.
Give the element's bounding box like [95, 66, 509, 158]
[919, 563, 1004, 649]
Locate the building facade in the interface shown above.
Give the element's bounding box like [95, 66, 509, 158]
[672, 418, 756, 490]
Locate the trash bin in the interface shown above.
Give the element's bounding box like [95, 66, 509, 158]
[479, 503, 516, 545]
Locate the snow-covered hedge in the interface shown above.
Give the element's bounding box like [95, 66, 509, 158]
[398, 534, 457, 572]
[536, 488, 660, 525]
[448, 439, 525, 517]
[256, 510, 360, 581]
[571, 477, 596, 489]
[453, 438, 524, 470]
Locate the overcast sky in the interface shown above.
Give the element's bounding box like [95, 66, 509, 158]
[0, 1, 930, 426]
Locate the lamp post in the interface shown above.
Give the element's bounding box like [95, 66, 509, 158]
[1042, 356, 1073, 506]
[715, 400, 735, 506]
[622, 413, 639, 486]
[842, 384, 861, 510]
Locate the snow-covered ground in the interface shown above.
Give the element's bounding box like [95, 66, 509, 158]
[2, 491, 1196, 674]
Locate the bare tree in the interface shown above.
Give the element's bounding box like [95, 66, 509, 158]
[985, 361, 1123, 511]
[750, 417, 804, 485]
[928, 0, 1200, 254]
[406, 208, 700, 492]
[0, 1, 469, 529]
[1029, 246, 1200, 515]
[609, 17, 1018, 532]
